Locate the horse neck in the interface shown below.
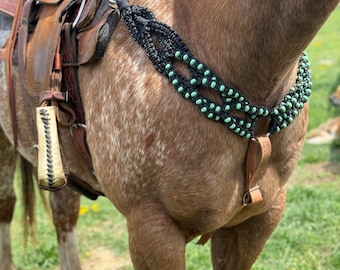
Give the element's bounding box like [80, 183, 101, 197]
[170, 0, 338, 106]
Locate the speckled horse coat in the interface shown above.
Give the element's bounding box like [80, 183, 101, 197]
[0, 0, 338, 269]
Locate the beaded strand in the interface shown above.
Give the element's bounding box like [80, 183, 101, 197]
[116, 0, 312, 140]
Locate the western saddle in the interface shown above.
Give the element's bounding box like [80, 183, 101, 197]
[0, 0, 119, 199]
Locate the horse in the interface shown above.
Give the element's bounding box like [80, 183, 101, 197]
[1, 0, 339, 269]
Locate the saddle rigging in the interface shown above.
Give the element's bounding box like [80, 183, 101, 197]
[1, 0, 119, 199]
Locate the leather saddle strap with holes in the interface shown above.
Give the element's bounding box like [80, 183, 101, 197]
[6, 0, 23, 148]
[25, 0, 72, 96]
[244, 136, 272, 205]
[61, 22, 93, 168]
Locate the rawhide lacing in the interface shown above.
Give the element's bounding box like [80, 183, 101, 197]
[115, 0, 312, 141]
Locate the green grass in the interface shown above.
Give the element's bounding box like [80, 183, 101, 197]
[9, 6, 340, 270]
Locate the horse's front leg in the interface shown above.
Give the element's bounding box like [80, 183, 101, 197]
[0, 127, 17, 270]
[49, 187, 81, 270]
[127, 200, 186, 270]
[211, 188, 286, 270]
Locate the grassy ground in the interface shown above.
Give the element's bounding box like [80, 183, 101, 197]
[10, 7, 340, 270]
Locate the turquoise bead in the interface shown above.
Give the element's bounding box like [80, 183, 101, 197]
[202, 78, 208, 85]
[191, 91, 198, 97]
[172, 79, 179, 85]
[210, 81, 217, 88]
[190, 78, 197, 85]
[175, 51, 181, 58]
[197, 64, 204, 70]
[196, 99, 202, 105]
[224, 117, 231, 123]
[201, 107, 208, 113]
[177, 86, 184, 93]
[190, 59, 196, 66]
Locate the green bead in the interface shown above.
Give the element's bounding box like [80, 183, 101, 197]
[201, 107, 208, 113]
[191, 91, 198, 97]
[190, 59, 196, 66]
[204, 69, 211, 76]
[281, 123, 287, 128]
[244, 105, 250, 112]
[207, 113, 214, 118]
[235, 103, 242, 110]
[168, 71, 175, 77]
[245, 133, 251, 139]
[219, 85, 226, 92]
[280, 106, 286, 112]
[215, 106, 221, 113]
[197, 63, 204, 70]
[196, 99, 202, 105]
[224, 117, 231, 123]
[183, 54, 189, 61]
[215, 116, 220, 121]
[190, 78, 197, 85]
[246, 123, 251, 129]
[234, 92, 239, 98]
[202, 78, 208, 85]
[172, 79, 179, 85]
[229, 123, 236, 130]
[209, 103, 216, 109]
[165, 63, 172, 70]
[240, 131, 245, 136]
[177, 86, 184, 93]
[227, 89, 234, 96]
[235, 127, 240, 133]
[184, 93, 190, 99]
[251, 107, 257, 113]
[225, 105, 230, 110]
[210, 81, 217, 88]
[175, 51, 181, 58]
[273, 109, 279, 115]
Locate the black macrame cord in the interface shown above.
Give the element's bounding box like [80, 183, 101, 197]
[115, 0, 312, 140]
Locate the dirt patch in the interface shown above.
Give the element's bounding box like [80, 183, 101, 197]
[81, 247, 132, 270]
[289, 161, 340, 186]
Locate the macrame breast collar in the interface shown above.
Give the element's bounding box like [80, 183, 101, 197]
[113, 0, 312, 141]
[112, 0, 311, 212]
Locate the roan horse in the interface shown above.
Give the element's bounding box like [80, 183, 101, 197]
[1, 0, 339, 270]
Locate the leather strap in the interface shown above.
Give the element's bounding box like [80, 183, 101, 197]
[0, 0, 17, 16]
[243, 136, 272, 206]
[6, 0, 23, 148]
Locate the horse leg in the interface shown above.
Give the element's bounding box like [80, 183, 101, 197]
[49, 187, 81, 270]
[211, 189, 286, 270]
[127, 201, 186, 270]
[0, 128, 16, 270]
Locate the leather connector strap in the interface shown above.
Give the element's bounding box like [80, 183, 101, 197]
[243, 136, 272, 206]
